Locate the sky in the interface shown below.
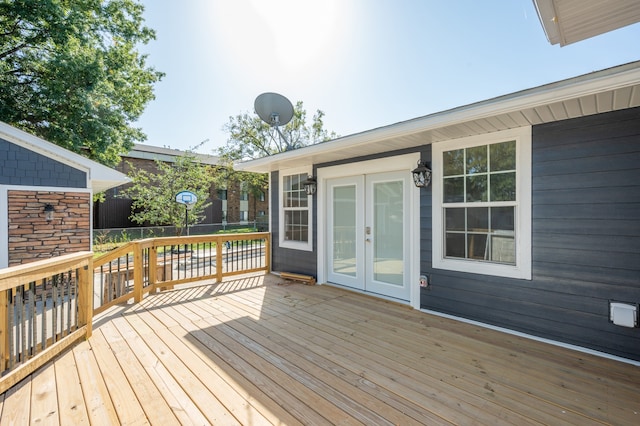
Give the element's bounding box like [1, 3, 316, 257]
[134, 0, 640, 154]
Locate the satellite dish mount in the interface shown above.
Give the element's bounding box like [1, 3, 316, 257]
[254, 92, 297, 151]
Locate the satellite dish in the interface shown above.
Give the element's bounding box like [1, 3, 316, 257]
[254, 92, 294, 127]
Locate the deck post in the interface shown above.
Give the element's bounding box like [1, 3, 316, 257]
[265, 234, 271, 273]
[0, 290, 8, 371]
[149, 245, 158, 293]
[77, 259, 93, 339]
[133, 241, 143, 303]
[216, 237, 223, 283]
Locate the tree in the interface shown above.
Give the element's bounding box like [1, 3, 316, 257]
[121, 153, 215, 235]
[216, 101, 337, 195]
[0, 0, 163, 167]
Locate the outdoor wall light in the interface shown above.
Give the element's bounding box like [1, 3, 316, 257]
[44, 204, 55, 222]
[303, 175, 317, 195]
[412, 160, 432, 188]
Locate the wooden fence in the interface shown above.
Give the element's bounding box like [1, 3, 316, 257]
[0, 232, 270, 393]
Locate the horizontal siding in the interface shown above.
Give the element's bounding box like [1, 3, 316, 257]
[269, 170, 317, 277]
[421, 107, 640, 361]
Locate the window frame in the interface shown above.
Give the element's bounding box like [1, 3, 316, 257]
[432, 127, 532, 280]
[279, 166, 313, 251]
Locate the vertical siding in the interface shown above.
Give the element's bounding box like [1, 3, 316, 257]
[421, 107, 640, 361]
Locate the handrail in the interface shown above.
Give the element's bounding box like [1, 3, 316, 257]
[0, 232, 271, 394]
[92, 232, 271, 313]
[0, 252, 94, 394]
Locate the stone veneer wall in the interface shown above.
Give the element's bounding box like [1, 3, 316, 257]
[8, 190, 91, 266]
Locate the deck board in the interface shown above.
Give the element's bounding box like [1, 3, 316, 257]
[30, 363, 59, 426]
[1, 273, 639, 425]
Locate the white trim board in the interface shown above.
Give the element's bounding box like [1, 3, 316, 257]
[316, 152, 421, 309]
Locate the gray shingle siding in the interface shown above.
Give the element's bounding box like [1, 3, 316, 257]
[0, 138, 87, 188]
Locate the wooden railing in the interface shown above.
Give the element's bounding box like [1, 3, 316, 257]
[92, 232, 270, 314]
[0, 232, 270, 394]
[0, 252, 93, 394]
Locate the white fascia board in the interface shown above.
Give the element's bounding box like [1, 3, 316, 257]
[128, 143, 220, 165]
[0, 121, 130, 192]
[235, 61, 640, 174]
[532, 0, 563, 45]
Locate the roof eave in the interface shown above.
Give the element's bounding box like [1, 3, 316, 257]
[235, 61, 640, 174]
[0, 121, 130, 192]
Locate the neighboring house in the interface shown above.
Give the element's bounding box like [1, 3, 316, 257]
[0, 121, 129, 268]
[236, 61, 640, 362]
[533, 0, 640, 46]
[94, 144, 269, 229]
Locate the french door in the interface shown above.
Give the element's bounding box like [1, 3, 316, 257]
[326, 171, 410, 301]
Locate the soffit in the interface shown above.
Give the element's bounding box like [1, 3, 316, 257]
[534, 0, 640, 46]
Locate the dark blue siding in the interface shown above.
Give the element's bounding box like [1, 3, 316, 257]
[0, 138, 87, 188]
[270, 170, 317, 277]
[421, 107, 640, 361]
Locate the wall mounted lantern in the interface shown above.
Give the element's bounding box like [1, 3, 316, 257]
[303, 175, 317, 195]
[44, 204, 55, 222]
[411, 160, 432, 188]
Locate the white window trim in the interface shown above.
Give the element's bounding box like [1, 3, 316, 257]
[432, 127, 532, 280]
[279, 166, 313, 251]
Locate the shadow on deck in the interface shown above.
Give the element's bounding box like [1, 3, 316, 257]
[2, 272, 639, 425]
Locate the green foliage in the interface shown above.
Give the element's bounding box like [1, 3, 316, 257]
[220, 100, 336, 161]
[217, 100, 337, 196]
[121, 153, 215, 235]
[0, 0, 164, 166]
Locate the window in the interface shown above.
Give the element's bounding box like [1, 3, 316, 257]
[240, 182, 249, 201]
[259, 191, 265, 202]
[280, 168, 313, 251]
[217, 189, 227, 200]
[432, 128, 531, 279]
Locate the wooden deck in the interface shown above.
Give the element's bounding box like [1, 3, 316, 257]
[1, 273, 639, 425]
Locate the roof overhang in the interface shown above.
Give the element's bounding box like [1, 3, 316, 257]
[0, 122, 130, 193]
[533, 0, 640, 46]
[127, 144, 220, 166]
[235, 61, 640, 174]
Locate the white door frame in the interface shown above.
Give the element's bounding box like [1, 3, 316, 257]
[316, 153, 421, 308]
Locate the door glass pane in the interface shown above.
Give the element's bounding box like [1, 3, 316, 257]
[373, 181, 403, 286]
[333, 185, 357, 277]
